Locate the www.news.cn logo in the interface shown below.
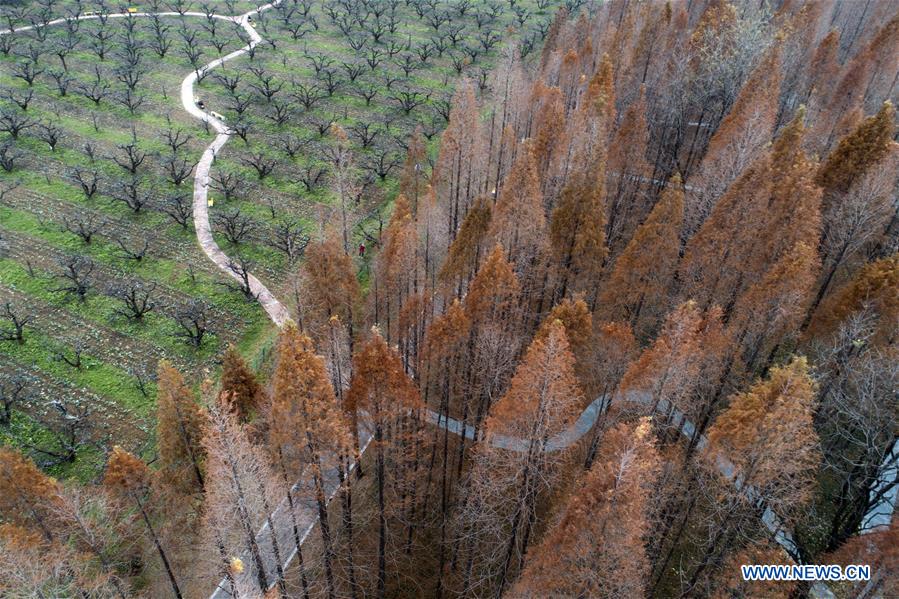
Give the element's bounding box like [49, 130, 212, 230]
[741, 564, 871, 582]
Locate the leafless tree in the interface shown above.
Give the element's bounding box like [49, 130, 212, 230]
[0, 375, 30, 426]
[0, 108, 35, 139]
[215, 208, 256, 245]
[53, 255, 94, 302]
[62, 212, 106, 244]
[225, 256, 259, 301]
[55, 341, 85, 370]
[159, 193, 193, 229]
[2, 88, 34, 111]
[71, 167, 101, 200]
[0, 143, 23, 172]
[112, 177, 152, 214]
[175, 300, 209, 347]
[112, 281, 157, 321]
[35, 121, 63, 151]
[241, 152, 278, 180]
[113, 235, 150, 262]
[114, 132, 146, 175]
[1, 302, 31, 344]
[163, 153, 196, 186]
[267, 219, 309, 262]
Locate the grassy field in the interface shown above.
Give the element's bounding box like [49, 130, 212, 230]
[0, 0, 562, 480]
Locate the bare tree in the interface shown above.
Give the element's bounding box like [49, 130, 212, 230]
[267, 219, 309, 262]
[175, 300, 209, 348]
[224, 256, 259, 301]
[1, 302, 31, 344]
[159, 193, 193, 229]
[114, 133, 146, 175]
[0, 108, 35, 139]
[0, 143, 23, 172]
[109, 174, 151, 214]
[112, 281, 157, 321]
[53, 255, 94, 302]
[215, 209, 255, 245]
[241, 152, 277, 180]
[62, 212, 105, 244]
[113, 235, 150, 262]
[35, 121, 63, 151]
[0, 375, 29, 426]
[71, 167, 101, 200]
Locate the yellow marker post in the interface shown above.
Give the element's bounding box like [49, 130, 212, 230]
[207, 198, 214, 207]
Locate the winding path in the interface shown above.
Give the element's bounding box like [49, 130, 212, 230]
[2, 9, 893, 599]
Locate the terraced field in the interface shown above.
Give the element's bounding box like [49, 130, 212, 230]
[0, 0, 562, 480]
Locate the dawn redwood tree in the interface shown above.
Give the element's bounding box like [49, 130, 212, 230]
[433, 80, 486, 241]
[346, 329, 421, 599]
[398, 126, 428, 214]
[270, 324, 353, 599]
[373, 194, 417, 346]
[549, 147, 607, 306]
[461, 244, 522, 447]
[685, 47, 782, 235]
[297, 229, 360, 345]
[202, 394, 288, 597]
[513, 419, 661, 598]
[806, 253, 898, 346]
[490, 143, 546, 272]
[420, 299, 471, 598]
[0, 447, 59, 541]
[456, 320, 582, 597]
[687, 357, 820, 595]
[439, 196, 492, 297]
[605, 87, 652, 250]
[156, 361, 206, 496]
[104, 447, 182, 599]
[617, 301, 706, 430]
[816, 101, 896, 210]
[599, 173, 684, 338]
[219, 345, 264, 422]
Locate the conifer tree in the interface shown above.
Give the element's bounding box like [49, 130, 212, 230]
[816, 101, 896, 210]
[513, 420, 660, 598]
[549, 150, 607, 304]
[299, 228, 360, 344]
[688, 357, 820, 593]
[600, 173, 684, 337]
[728, 241, 819, 371]
[439, 196, 492, 296]
[346, 329, 421, 599]
[0, 447, 59, 541]
[270, 324, 352, 599]
[420, 299, 471, 598]
[457, 320, 583, 597]
[373, 194, 418, 345]
[399, 126, 428, 214]
[434, 80, 485, 241]
[105, 446, 182, 599]
[202, 394, 287, 597]
[606, 87, 652, 249]
[219, 345, 264, 422]
[807, 253, 898, 345]
[686, 46, 782, 234]
[462, 244, 522, 445]
[488, 141, 546, 271]
[156, 360, 206, 495]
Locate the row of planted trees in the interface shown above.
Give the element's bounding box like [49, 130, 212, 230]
[2, 0, 898, 597]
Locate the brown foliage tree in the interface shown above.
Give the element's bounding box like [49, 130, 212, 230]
[156, 360, 206, 496]
[513, 419, 660, 598]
